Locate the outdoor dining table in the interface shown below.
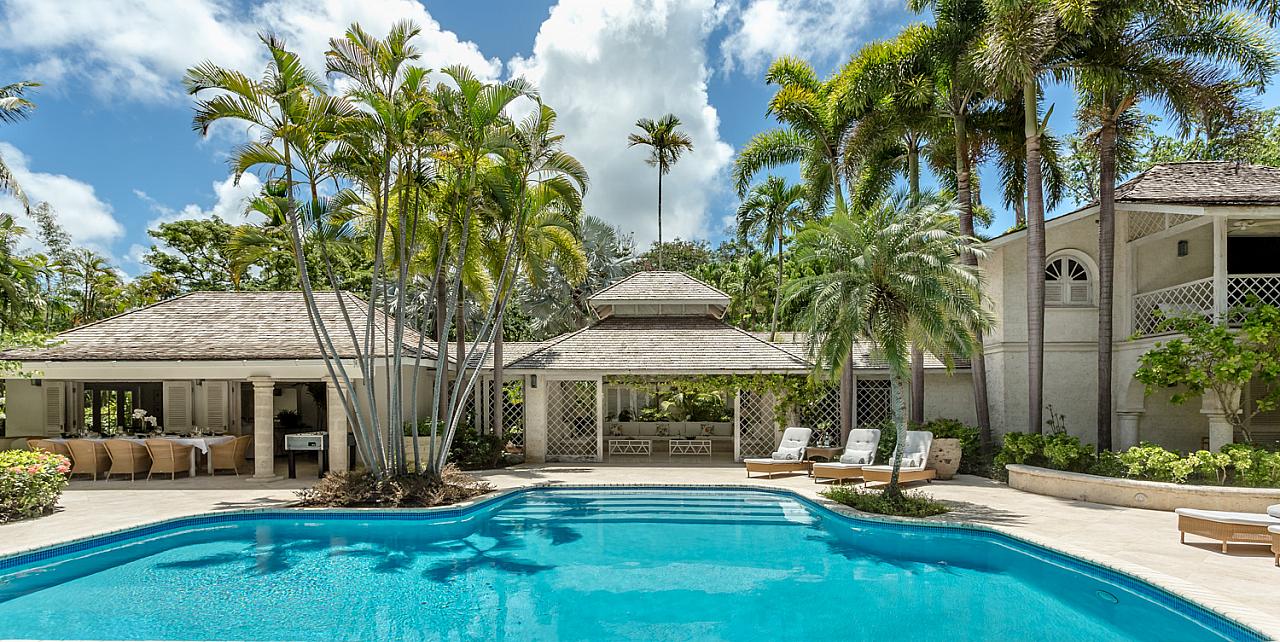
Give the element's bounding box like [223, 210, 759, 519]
[51, 435, 235, 477]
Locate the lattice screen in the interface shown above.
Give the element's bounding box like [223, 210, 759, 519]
[546, 380, 598, 461]
[1133, 278, 1214, 335]
[855, 379, 892, 428]
[737, 390, 775, 459]
[501, 379, 525, 447]
[1128, 211, 1205, 241]
[1228, 275, 1280, 310]
[799, 385, 841, 446]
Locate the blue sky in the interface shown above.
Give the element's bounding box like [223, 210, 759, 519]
[0, 0, 1273, 276]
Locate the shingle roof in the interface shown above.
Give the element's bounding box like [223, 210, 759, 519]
[588, 271, 731, 305]
[0, 291, 438, 362]
[1113, 161, 1280, 205]
[504, 315, 811, 372]
[755, 333, 969, 370]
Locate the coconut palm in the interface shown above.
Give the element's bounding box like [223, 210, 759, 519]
[977, 0, 1074, 434]
[789, 192, 989, 498]
[0, 81, 37, 210]
[628, 114, 693, 269]
[1072, 1, 1277, 450]
[736, 176, 807, 340]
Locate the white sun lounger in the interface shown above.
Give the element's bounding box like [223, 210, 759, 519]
[1175, 504, 1280, 553]
[860, 430, 936, 485]
[812, 428, 881, 484]
[744, 427, 813, 478]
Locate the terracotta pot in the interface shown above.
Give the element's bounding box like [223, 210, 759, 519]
[927, 438, 962, 480]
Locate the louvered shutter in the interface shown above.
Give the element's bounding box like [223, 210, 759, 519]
[163, 381, 193, 431]
[204, 381, 229, 431]
[1044, 282, 1063, 305]
[43, 382, 65, 435]
[1068, 282, 1091, 305]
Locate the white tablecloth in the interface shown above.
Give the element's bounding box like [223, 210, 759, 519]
[52, 435, 235, 476]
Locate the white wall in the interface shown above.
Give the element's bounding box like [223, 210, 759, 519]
[4, 379, 44, 437]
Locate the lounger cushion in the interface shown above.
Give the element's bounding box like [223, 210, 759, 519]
[1268, 504, 1280, 519]
[840, 449, 874, 465]
[814, 462, 863, 470]
[1174, 508, 1280, 527]
[862, 463, 927, 473]
[839, 428, 881, 465]
[772, 446, 803, 461]
[1270, 525, 1280, 535]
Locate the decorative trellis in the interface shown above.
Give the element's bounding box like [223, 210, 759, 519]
[1133, 277, 1214, 335]
[546, 379, 598, 461]
[736, 390, 775, 459]
[1128, 211, 1204, 242]
[481, 378, 526, 446]
[1227, 274, 1280, 311]
[799, 385, 841, 446]
[855, 379, 892, 428]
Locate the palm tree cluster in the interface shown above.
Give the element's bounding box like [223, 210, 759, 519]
[185, 22, 589, 479]
[732, 0, 1279, 461]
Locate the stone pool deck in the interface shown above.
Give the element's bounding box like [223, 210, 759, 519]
[3, 463, 1279, 638]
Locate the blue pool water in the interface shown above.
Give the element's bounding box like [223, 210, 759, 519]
[0, 488, 1259, 641]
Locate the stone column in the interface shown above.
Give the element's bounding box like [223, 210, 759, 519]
[1115, 411, 1143, 450]
[250, 377, 279, 481]
[1201, 392, 1237, 452]
[524, 376, 548, 464]
[324, 377, 349, 474]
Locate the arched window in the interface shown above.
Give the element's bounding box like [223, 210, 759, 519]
[1045, 255, 1092, 306]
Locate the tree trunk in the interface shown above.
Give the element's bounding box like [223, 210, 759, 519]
[657, 170, 664, 270]
[840, 345, 853, 445]
[955, 111, 993, 451]
[771, 236, 783, 341]
[1024, 80, 1046, 435]
[492, 303, 505, 438]
[885, 370, 910, 500]
[908, 143, 925, 425]
[455, 293, 466, 384]
[435, 273, 449, 417]
[1096, 114, 1117, 451]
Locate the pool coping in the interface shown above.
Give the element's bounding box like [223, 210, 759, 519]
[2, 482, 1278, 641]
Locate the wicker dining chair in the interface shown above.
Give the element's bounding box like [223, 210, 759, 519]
[209, 435, 252, 476]
[65, 439, 111, 481]
[144, 439, 194, 480]
[103, 439, 152, 481]
[29, 439, 73, 460]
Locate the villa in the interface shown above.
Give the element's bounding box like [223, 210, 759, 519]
[1, 161, 1278, 474]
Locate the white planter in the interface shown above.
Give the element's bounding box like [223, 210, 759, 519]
[1006, 464, 1280, 512]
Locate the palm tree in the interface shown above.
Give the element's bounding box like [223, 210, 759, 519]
[736, 176, 807, 340]
[1073, 1, 1277, 450]
[0, 81, 38, 210]
[789, 192, 989, 498]
[628, 114, 693, 269]
[977, 0, 1070, 434]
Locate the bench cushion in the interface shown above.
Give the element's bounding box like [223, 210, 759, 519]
[1175, 508, 1280, 527]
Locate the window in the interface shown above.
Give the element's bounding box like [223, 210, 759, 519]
[1045, 256, 1092, 306]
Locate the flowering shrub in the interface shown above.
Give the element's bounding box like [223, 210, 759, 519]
[0, 449, 70, 523]
[994, 436, 1280, 487]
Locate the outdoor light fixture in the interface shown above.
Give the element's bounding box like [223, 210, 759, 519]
[530, 374, 538, 389]
[1177, 239, 1189, 257]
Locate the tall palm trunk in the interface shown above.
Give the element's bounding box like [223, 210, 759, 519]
[1023, 80, 1046, 435]
[492, 303, 505, 437]
[954, 112, 993, 449]
[455, 292, 465, 383]
[656, 170, 664, 269]
[908, 144, 925, 425]
[885, 370, 910, 500]
[1096, 112, 1118, 450]
[435, 272, 449, 417]
[771, 236, 783, 341]
[840, 346, 854, 444]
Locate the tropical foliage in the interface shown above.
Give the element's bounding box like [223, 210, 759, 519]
[0, 448, 70, 523]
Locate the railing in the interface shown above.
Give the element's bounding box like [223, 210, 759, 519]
[1132, 277, 1214, 336]
[1132, 274, 1280, 335]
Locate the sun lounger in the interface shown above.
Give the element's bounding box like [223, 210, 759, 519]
[860, 430, 937, 486]
[1269, 525, 1279, 567]
[744, 427, 813, 479]
[812, 429, 881, 484]
[1174, 504, 1280, 553]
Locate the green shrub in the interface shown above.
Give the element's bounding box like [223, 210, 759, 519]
[919, 418, 985, 474]
[821, 485, 949, 518]
[0, 449, 71, 523]
[1041, 432, 1095, 473]
[448, 426, 506, 471]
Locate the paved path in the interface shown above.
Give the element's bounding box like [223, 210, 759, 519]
[3, 463, 1278, 637]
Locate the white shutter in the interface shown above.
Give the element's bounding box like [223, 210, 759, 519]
[43, 382, 65, 435]
[204, 381, 229, 430]
[1068, 283, 1091, 305]
[1044, 282, 1063, 305]
[163, 381, 193, 430]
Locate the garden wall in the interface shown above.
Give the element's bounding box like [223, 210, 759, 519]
[1006, 464, 1280, 512]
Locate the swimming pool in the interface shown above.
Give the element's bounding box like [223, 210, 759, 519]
[0, 487, 1261, 641]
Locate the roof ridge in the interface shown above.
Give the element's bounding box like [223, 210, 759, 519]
[586, 271, 645, 299]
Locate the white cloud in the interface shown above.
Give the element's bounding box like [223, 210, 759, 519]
[0, 0, 500, 102]
[136, 173, 264, 228]
[719, 0, 897, 74]
[509, 0, 734, 246]
[0, 142, 123, 251]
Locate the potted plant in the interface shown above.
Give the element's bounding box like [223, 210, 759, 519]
[921, 418, 978, 480]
